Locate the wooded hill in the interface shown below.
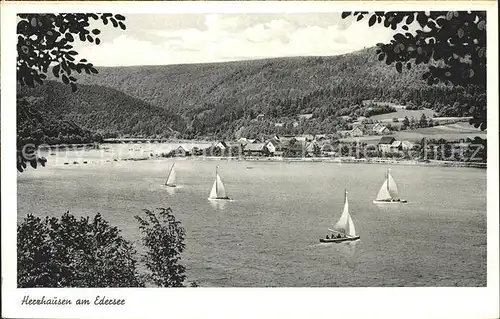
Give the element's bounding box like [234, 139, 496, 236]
[21, 47, 483, 140]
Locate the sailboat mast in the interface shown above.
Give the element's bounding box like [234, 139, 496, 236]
[386, 169, 390, 193]
[215, 166, 218, 196]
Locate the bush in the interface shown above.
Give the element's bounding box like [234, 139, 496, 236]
[17, 212, 144, 287]
[18, 208, 191, 288]
[135, 208, 187, 287]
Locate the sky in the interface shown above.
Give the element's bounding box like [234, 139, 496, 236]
[73, 13, 406, 66]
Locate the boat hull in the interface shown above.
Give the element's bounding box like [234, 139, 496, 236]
[320, 236, 360, 243]
[165, 184, 176, 188]
[208, 197, 231, 201]
[373, 199, 407, 204]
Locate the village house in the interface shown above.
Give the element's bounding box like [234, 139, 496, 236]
[264, 139, 280, 155]
[244, 143, 268, 156]
[297, 113, 313, 120]
[305, 141, 321, 157]
[350, 125, 364, 137]
[215, 141, 228, 150]
[174, 145, 191, 157]
[236, 137, 249, 146]
[378, 136, 396, 152]
[390, 140, 415, 152]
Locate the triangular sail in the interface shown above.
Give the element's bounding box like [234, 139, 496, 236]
[165, 164, 176, 186]
[375, 180, 391, 201]
[331, 191, 353, 236]
[215, 174, 227, 198]
[209, 166, 228, 199]
[387, 171, 399, 199]
[347, 215, 356, 237]
[209, 179, 218, 199]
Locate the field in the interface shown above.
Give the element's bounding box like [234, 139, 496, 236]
[340, 122, 486, 144]
[370, 108, 436, 122]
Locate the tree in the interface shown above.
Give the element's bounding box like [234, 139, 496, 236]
[135, 208, 187, 287]
[16, 14, 127, 172]
[402, 116, 410, 129]
[17, 13, 126, 92]
[342, 11, 486, 130]
[18, 212, 144, 287]
[18, 208, 191, 288]
[419, 113, 428, 128]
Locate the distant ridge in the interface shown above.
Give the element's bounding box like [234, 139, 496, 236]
[25, 47, 476, 139]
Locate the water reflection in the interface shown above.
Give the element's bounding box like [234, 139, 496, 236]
[208, 199, 228, 211]
[165, 186, 177, 195]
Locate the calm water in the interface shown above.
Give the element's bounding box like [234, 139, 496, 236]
[17, 145, 487, 287]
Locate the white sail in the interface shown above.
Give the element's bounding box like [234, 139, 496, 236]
[215, 174, 227, 198]
[331, 191, 356, 236]
[387, 171, 399, 199]
[209, 179, 218, 199]
[165, 164, 176, 186]
[375, 180, 392, 201]
[209, 166, 228, 199]
[347, 215, 356, 237]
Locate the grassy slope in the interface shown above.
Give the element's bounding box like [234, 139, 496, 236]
[340, 123, 486, 144]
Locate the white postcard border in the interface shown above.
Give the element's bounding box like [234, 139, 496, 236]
[1, 2, 499, 319]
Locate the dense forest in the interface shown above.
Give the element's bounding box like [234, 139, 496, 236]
[17, 95, 101, 146]
[18, 81, 185, 140]
[23, 47, 485, 140]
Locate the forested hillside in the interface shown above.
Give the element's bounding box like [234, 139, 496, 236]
[17, 96, 100, 146]
[19, 81, 186, 139]
[31, 47, 483, 139]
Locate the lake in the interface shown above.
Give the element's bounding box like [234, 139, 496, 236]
[17, 144, 487, 287]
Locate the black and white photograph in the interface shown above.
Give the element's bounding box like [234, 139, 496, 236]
[1, 1, 499, 318]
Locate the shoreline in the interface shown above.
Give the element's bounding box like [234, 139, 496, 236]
[49, 153, 486, 169]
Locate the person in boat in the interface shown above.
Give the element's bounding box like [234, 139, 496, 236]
[326, 235, 330, 239]
[337, 233, 342, 238]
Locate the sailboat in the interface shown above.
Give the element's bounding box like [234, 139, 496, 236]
[208, 166, 230, 200]
[320, 189, 360, 243]
[165, 163, 176, 187]
[373, 168, 407, 204]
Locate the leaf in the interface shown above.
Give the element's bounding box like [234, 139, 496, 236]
[395, 62, 402, 73]
[378, 53, 385, 61]
[68, 50, 78, 55]
[65, 33, 74, 42]
[79, 33, 86, 41]
[62, 74, 69, 84]
[87, 35, 94, 43]
[70, 82, 77, 92]
[115, 14, 126, 21]
[457, 28, 464, 39]
[406, 14, 415, 25]
[406, 62, 411, 70]
[30, 159, 37, 169]
[402, 25, 409, 31]
[357, 15, 364, 22]
[368, 15, 376, 27]
[341, 12, 351, 19]
[90, 67, 99, 74]
[52, 64, 61, 78]
[30, 17, 38, 27]
[92, 29, 101, 35]
[119, 22, 126, 30]
[446, 11, 454, 20]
